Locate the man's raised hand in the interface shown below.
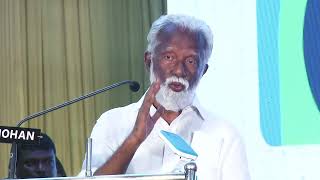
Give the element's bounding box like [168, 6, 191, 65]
[130, 80, 164, 143]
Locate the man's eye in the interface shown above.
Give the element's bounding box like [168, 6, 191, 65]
[163, 55, 174, 61]
[45, 159, 54, 165]
[186, 57, 196, 64]
[24, 160, 36, 167]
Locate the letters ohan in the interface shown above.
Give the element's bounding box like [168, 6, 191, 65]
[0, 126, 41, 144]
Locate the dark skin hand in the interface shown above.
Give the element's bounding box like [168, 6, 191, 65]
[130, 81, 165, 143]
[94, 80, 165, 175]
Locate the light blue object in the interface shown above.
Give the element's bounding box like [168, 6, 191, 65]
[159, 130, 198, 160]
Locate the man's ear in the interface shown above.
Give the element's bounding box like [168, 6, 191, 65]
[202, 64, 209, 76]
[144, 52, 152, 72]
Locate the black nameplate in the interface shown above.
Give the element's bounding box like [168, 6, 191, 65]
[0, 126, 41, 144]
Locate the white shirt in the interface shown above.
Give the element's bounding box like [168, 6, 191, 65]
[79, 95, 250, 180]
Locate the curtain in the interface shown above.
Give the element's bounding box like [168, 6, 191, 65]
[0, 0, 166, 177]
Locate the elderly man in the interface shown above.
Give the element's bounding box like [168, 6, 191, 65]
[80, 14, 250, 179]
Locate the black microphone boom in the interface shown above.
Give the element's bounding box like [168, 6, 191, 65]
[8, 80, 140, 179]
[17, 80, 140, 127]
[129, 81, 140, 92]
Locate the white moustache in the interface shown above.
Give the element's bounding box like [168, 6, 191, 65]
[165, 76, 189, 90]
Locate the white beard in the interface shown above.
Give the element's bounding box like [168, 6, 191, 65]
[149, 63, 198, 112]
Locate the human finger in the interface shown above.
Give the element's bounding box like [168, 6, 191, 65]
[151, 105, 164, 123]
[140, 80, 160, 112]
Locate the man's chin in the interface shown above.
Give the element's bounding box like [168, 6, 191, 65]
[155, 87, 195, 112]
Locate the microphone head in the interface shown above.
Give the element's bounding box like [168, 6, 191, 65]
[129, 81, 140, 92]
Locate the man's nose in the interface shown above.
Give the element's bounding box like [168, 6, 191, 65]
[34, 163, 47, 177]
[36, 162, 46, 172]
[173, 62, 187, 77]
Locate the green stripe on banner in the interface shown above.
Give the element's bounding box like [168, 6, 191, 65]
[279, 0, 320, 144]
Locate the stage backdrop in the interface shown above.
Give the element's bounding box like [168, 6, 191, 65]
[168, 0, 320, 179]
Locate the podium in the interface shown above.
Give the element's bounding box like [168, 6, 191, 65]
[9, 173, 185, 180]
[79, 140, 197, 180]
[8, 161, 197, 180]
[7, 138, 197, 180]
[10, 174, 184, 180]
[7, 161, 197, 180]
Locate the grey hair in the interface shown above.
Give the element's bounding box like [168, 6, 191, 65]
[146, 14, 213, 63]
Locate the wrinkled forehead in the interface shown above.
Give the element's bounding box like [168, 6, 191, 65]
[155, 23, 208, 53]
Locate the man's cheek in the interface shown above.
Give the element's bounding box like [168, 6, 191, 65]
[154, 70, 167, 83]
[25, 169, 37, 177]
[190, 75, 200, 88]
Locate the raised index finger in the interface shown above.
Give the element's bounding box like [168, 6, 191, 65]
[140, 80, 161, 113]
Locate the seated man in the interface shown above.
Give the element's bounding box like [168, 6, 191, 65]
[15, 133, 66, 178]
[56, 158, 67, 177]
[80, 14, 250, 179]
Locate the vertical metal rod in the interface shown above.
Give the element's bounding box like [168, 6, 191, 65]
[8, 142, 17, 178]
[85, 138, 92, 177]
[184, 161, 197, 180]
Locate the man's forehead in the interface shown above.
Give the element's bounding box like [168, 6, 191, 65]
[158, 27, 195, 41]
[21, 149, 55, 159]
[156, 28, 206, 52]
[161, 46, 198, 56]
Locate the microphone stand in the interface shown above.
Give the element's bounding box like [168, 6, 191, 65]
[8, 80, 140, 179]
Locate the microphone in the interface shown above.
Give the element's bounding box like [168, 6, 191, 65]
[8, 80, 140, 179]
[129, 81, 140, 92]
